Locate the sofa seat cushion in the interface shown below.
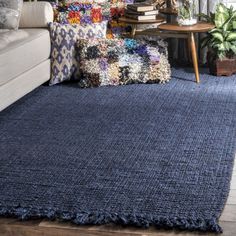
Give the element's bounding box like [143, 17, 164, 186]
[0, 28, 50, 86]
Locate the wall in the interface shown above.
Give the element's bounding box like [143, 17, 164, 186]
[224, 0, 236, 9]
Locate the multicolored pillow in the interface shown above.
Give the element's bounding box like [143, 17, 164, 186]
[49, 21, 107, 85]
[52, 2, 102, 25]
[51, 1, 133, 38]
[0, 0, 23, 30]
[76, 38, 171, 88]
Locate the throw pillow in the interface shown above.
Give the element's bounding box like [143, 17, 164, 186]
[77, 20, 107, 39]
[76, 38, 171, 88]
[0, 0, 23, 30]
[51, 1, 133, 38]
[49, 21, 107, 85]
[53, 2, 102, 25]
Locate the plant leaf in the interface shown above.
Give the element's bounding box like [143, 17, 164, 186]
[231, 45, 236, 54]
[209, 28, 221, 34]
[201, 36, 210, 48]
[224, 41, 231, 51]
[215, 4, 230, 28]
[218, 43, 226, 51]
[218, 3, 228, 14]
[226, 32, 236, 41]
[210, 13, 216, 23]
[232, 21, 236, 29]
[212, 32, 224, 42]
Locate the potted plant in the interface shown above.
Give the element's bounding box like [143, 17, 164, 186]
[177, 0, 197, 26]
[200, 3, 236, 76]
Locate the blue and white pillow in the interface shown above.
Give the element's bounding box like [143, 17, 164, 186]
[77, 21, 108, 39]
[0, 0, 23, 30]
[49, 21, 107, 85]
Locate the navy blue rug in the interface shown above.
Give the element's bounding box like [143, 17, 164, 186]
[0, 68, 236, 233]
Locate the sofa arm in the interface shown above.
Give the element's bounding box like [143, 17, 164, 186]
[19, 2, 53, 28]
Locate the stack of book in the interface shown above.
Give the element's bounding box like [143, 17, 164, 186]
[125, 3, 158, 21]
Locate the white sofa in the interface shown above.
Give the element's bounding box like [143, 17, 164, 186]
[0, 2, 53, 111]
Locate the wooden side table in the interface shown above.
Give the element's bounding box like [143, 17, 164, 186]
[158, 22, 215, 83]
[119, 16, 165, 38]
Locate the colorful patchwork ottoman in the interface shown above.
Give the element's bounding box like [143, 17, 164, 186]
[76, 38, 171, 88]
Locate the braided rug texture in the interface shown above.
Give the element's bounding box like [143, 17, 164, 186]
[0, 68, 236, 233]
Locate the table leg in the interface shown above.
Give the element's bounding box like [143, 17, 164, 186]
[131, 25, 137, 38]
[187, 36, 192, 64]
[189, 32, 200, 83]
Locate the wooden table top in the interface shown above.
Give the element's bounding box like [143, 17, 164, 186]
[119, 16, 165, 25]
[158, 22, 215, 33]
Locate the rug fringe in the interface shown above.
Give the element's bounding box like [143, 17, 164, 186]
[0, 206, 222, 233]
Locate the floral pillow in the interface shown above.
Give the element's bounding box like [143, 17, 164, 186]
[76, 38, 171, 88]
[0, 0, 23, 30]
[49, 21, 107, 85]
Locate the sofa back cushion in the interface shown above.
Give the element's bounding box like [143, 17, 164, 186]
[0, 0, 23, 30]
[19, 2, 54, 28]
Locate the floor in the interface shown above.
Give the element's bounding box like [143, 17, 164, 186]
[0, 156, 235, 236]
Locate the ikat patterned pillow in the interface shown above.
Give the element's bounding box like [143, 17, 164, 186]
[0, 0, 23, 30]
[76, 38, 171, 88]
[49, 21, 107, 85]
[77, 20, 107, 39]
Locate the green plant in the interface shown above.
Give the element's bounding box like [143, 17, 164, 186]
[178, 6, 191, 20]
[178, 0, 196, 20]
[201, 3, 236, 60]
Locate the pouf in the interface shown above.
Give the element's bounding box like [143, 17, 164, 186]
[76, 38, 171, 88]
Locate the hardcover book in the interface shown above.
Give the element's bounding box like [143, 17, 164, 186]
[124, 13, 157, 20]
[126, 3, 154, 12]
[125, 9, 159, 16]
